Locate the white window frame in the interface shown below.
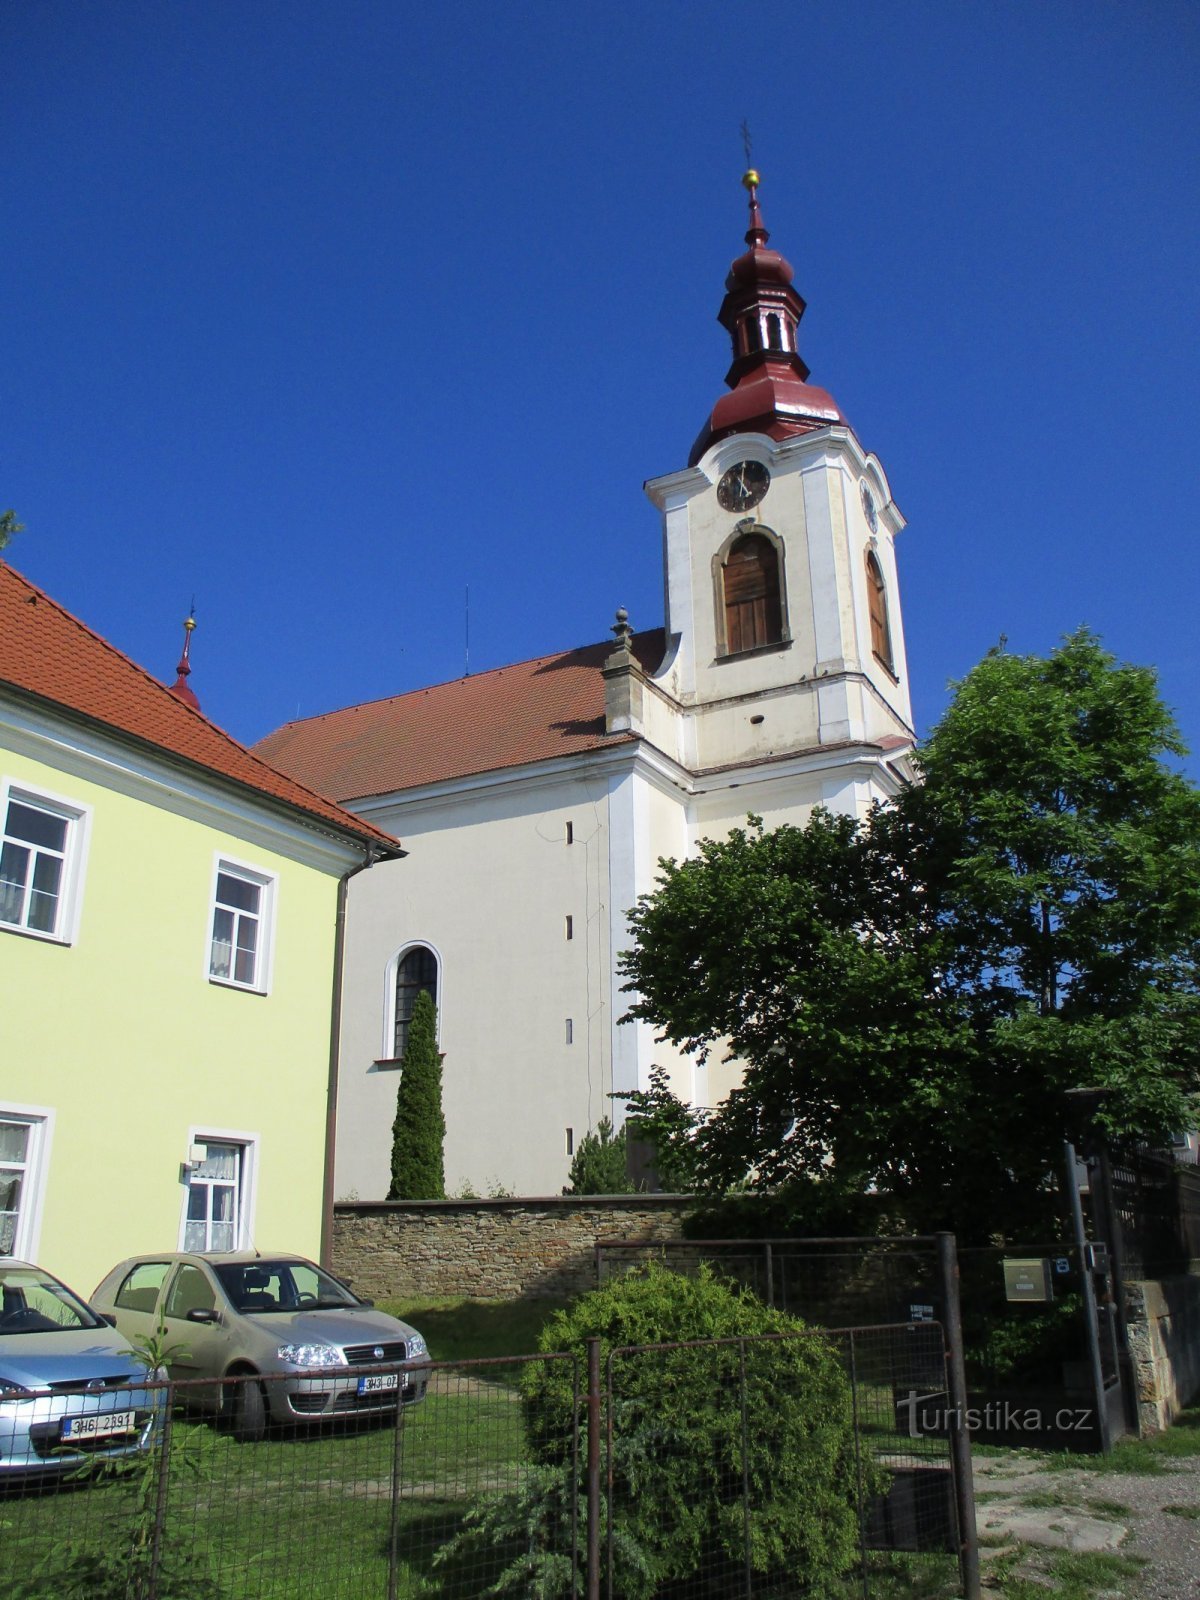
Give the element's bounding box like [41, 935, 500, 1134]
[0, 778, 91, 945]
[178, 1127, 259, 1253]
[206, 854, 277, 994]
[381, 940, 442, 1061]
[0, 1103, 55, 1262]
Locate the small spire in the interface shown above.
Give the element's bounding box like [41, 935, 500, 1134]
[742, 166, 768, 248]
[168, 607, 201, 711]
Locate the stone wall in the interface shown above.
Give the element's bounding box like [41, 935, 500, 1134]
[1124, 1276, 1200, 1433]
[332, 1195, 694, 1302]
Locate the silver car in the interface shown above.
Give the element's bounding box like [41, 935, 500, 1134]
[92, 1251, 430, 1441]
[0, 1260, 158, 1476]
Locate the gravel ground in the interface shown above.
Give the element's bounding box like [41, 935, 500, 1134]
[1109, 1457, 1200, 1599]
[973, 1448, 1200, 1597]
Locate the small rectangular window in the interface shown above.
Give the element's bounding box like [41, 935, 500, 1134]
[565, 821, 574, 844]
[565, 1129, 574, 1156]
[0, 1109, 51, 1259]
[1, 786, 86, 942]
[565, 915, 573, 941]
[209, 860, 273, 991]
[183, 1141, 245, 1252]
[565, 1019, 574, 1044]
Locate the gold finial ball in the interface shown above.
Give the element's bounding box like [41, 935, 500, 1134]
[184, 615, 197, 630]
[742, 167, 760, 191]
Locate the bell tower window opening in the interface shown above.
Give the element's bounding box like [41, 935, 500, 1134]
[722, 532, 784, 655]
[866, 551, 894, 673]
[766, 313, 783, 350]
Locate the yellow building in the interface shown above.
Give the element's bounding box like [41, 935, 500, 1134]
[0, 564, 400, 1294]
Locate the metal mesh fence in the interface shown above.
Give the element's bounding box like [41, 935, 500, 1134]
[596, 1236, 944, 1331]
[3, 1332, 966, 1599]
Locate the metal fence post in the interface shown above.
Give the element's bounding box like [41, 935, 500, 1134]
[764, 1241, 774, 1309]
[846, 1331, 869, 1600]
[936, 1232, 981, 1600]
[738, 1338, 752, 1598]
[1064, 1139, 1113, 1454]
[387, 1380, 407, 1600]
[146, 1384, 174, 1600]
[586, 1337, 601, 1600]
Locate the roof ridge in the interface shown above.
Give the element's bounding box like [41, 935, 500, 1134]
[269, 628, 663, 733]
[0, 564, 395, 847]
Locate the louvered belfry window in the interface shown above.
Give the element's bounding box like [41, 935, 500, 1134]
[394, 945, 438, 1059]
[866, 551, 894, 671]
[723, 533, 783, 654]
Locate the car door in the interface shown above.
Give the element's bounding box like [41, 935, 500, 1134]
[108, 1260, 172, 1349]
[159, 1263, 230, 1409]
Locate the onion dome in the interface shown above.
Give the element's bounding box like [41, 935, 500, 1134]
[689, 170, 847, 466]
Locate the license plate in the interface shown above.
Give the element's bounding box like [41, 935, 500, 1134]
[61, 1409, 137, 1441]
[356, 1373, 400, 1395]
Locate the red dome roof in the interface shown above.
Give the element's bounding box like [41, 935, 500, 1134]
[690, 176, 847, 465]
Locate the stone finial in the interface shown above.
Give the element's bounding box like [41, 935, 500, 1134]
[611, 607, 633, 650]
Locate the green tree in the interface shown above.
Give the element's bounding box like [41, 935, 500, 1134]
[619, 632, 1200, 1239]
[387, 990, 445, 1199]
[563, 1116, 632, 1194]
[0, 509, 23, 553]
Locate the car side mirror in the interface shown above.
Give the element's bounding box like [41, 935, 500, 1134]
[186, 1307, 220, 1324]
[100, 1312, 117, 1327]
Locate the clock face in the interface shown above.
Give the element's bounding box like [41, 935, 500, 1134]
[717, 460, 770, 513]
[860, 481, 879, 534]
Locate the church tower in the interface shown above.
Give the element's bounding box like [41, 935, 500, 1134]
[627, 170, 915, 826]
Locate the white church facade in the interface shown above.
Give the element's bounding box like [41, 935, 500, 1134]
[256, 173, 916, 1200]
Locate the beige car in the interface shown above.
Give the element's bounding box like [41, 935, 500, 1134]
[92, 1252, 429, 1441]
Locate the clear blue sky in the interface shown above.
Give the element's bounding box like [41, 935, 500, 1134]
[4, 2, 1198, 766]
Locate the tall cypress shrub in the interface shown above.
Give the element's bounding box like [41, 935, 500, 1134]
[388, 990, 445, 1199]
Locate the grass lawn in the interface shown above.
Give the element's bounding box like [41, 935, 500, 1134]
[376, 1295, 568, 1363]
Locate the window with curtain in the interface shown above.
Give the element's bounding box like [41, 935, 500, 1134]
[866, 551, 894, 671]
[393, 945, 438, 1060]
[1, 791, 81, 938]
[722, 532, 784, 654]
[183, 1141, 244, 1252]
[0, 1120, 32, 1257]
[209, 863, 273, 990]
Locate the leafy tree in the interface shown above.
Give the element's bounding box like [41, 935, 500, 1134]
[619, 632, 1200, 1239]
[563, 1116, 633, 1194]
[0, 509, 23, 554]
[387, 990, 445, 1199]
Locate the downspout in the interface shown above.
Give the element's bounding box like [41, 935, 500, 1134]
[320, 840, 394, 1269]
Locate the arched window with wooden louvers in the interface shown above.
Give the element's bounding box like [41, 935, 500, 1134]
[723, 532, 784, 654]
[393, 945, 438, 1060]
[866, 551, 894, 672]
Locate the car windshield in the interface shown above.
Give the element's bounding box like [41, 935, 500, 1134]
[0, 1265, 104, 1334]
[212, 1259, 360, 1315]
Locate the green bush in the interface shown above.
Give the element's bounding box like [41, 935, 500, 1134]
[440, 1264, 876, 1597]
[563, 1117, 633, 1194]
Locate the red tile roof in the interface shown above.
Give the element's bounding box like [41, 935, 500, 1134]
[254, 630, 667, 802]
[0, 563, 398, 852]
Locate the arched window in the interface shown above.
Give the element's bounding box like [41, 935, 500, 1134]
[723, 533, 784, 654]
[766, 313, 783, 350]
[392, 945, 438, 1060]
[866, 552, 894, 672]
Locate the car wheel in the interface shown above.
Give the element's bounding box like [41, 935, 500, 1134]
[227, 1372, 268, 1443]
